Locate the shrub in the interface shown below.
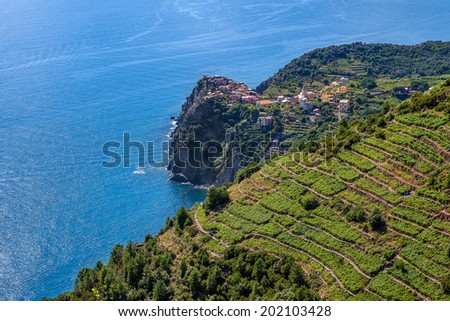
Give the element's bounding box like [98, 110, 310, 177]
[382, 248, 396, 261]
[393, 259, 406, 273]
[302, 195, 320, 211]
[346, 206, 366, 222]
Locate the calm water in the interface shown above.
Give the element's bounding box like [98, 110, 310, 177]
[1, 0, 449, 300]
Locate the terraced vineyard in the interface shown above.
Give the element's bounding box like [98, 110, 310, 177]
[194, 81, 450, 300]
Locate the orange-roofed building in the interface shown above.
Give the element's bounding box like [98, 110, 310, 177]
[257, 100, 275, 106]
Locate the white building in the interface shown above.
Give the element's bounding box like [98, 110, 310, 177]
[339, 99, 350, 112]
[258, 116, 274, 127]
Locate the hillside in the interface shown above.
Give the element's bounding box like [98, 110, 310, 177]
[191, 79, 450, 300]
[56, 79, 450, 301]
[257, 41, 450, 96]
[168, 42, 450, 185]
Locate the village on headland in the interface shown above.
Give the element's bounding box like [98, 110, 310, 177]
[196, 75, 353, 126]
[194, 74, 431, 126]
[170, 74, 436, 159]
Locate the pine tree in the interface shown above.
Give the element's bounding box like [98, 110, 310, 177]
[175, 206, 188, 230]
[206, 267, 219, 294]
[252, 258, 265, 281]
[180, 258, 188, 278]
[152, 279, 168, 301]
[289, 264, 305, 285]
[188, 267, 202, 298]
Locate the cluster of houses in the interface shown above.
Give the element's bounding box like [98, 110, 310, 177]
[201, 75, 261, 106]
[201, 75, 352, 128]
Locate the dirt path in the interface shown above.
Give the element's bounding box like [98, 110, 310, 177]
[237, 182, 259, 202]
[348, 183, 394, 208]
[288, 153, 398, 209]
[333, 155, 398, 194]
[390, 119, 450, 160]
[383, 131, 440, 168]
[284, 229, 373, 280]
[250, 233, 356, 296]
[249, 174, 277, 193]
[364, 288, 386, 301]
[193, 207, 228, 248]
[389, 274, 429, 301]
[277, 163, 332, 200]
[261, 167, 377, 243]
[351, 148, 428, 180]
[396, 256, 442, 285]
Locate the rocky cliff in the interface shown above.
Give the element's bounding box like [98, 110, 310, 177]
[167, 76, 246, 186]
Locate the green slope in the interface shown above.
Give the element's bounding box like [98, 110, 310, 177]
[56, 79, 450, 301]
[257, 41, 450, 95]
[202, 79, 450, 300]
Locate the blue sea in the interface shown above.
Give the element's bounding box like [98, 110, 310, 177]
[1, 0, 449, 300]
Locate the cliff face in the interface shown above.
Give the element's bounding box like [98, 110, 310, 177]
[168, 76, 243, 186]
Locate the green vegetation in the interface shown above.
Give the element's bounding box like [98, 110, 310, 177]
[396, 113, 449, 130]
[368, 208, 385, 232]
[367, 273, 417, 301]
[319, 159, 361, 182]
[338, 151, 375, 172]
[311, 176, 347, 196]
[53, 239, 317, 301]
[258, 42, 450, 96]
[59, 48, 450, 302]
[204, 187, 230, 211]
[346, 206, 366, 223]
[352, 144, 386, 161]
[235, 163, 262, 183]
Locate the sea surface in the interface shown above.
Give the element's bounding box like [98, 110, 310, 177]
[1, 0, 449, 300]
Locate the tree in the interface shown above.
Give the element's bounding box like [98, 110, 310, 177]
[110, 245, 124, 266]
[204, 187, 230, 211]
[108, 281, 127, 301]
[123, 253, 145, 288]
[289, 264, 305, 285]
[249, 282, 263, 300]
[152, 279, 168, 301]
[303, 195, 320, 211]
[410, 80, 429, 91]
[346, 206, 366, 222]
[369, 207, 385, 231]
[393, 259, 406, 273]
[138, 265, 153, 291]
[197, 249, 210, 267]
[188, 268, 202, 298]
[74, 268, 98, 299]
[180, 258, 188, 278]
[381, 101, 392, 114]
[252, 258, 265, 281]
[175, 206, 188, 230]
[361, 77, 377, 90]
[206, 267, 219, 294]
